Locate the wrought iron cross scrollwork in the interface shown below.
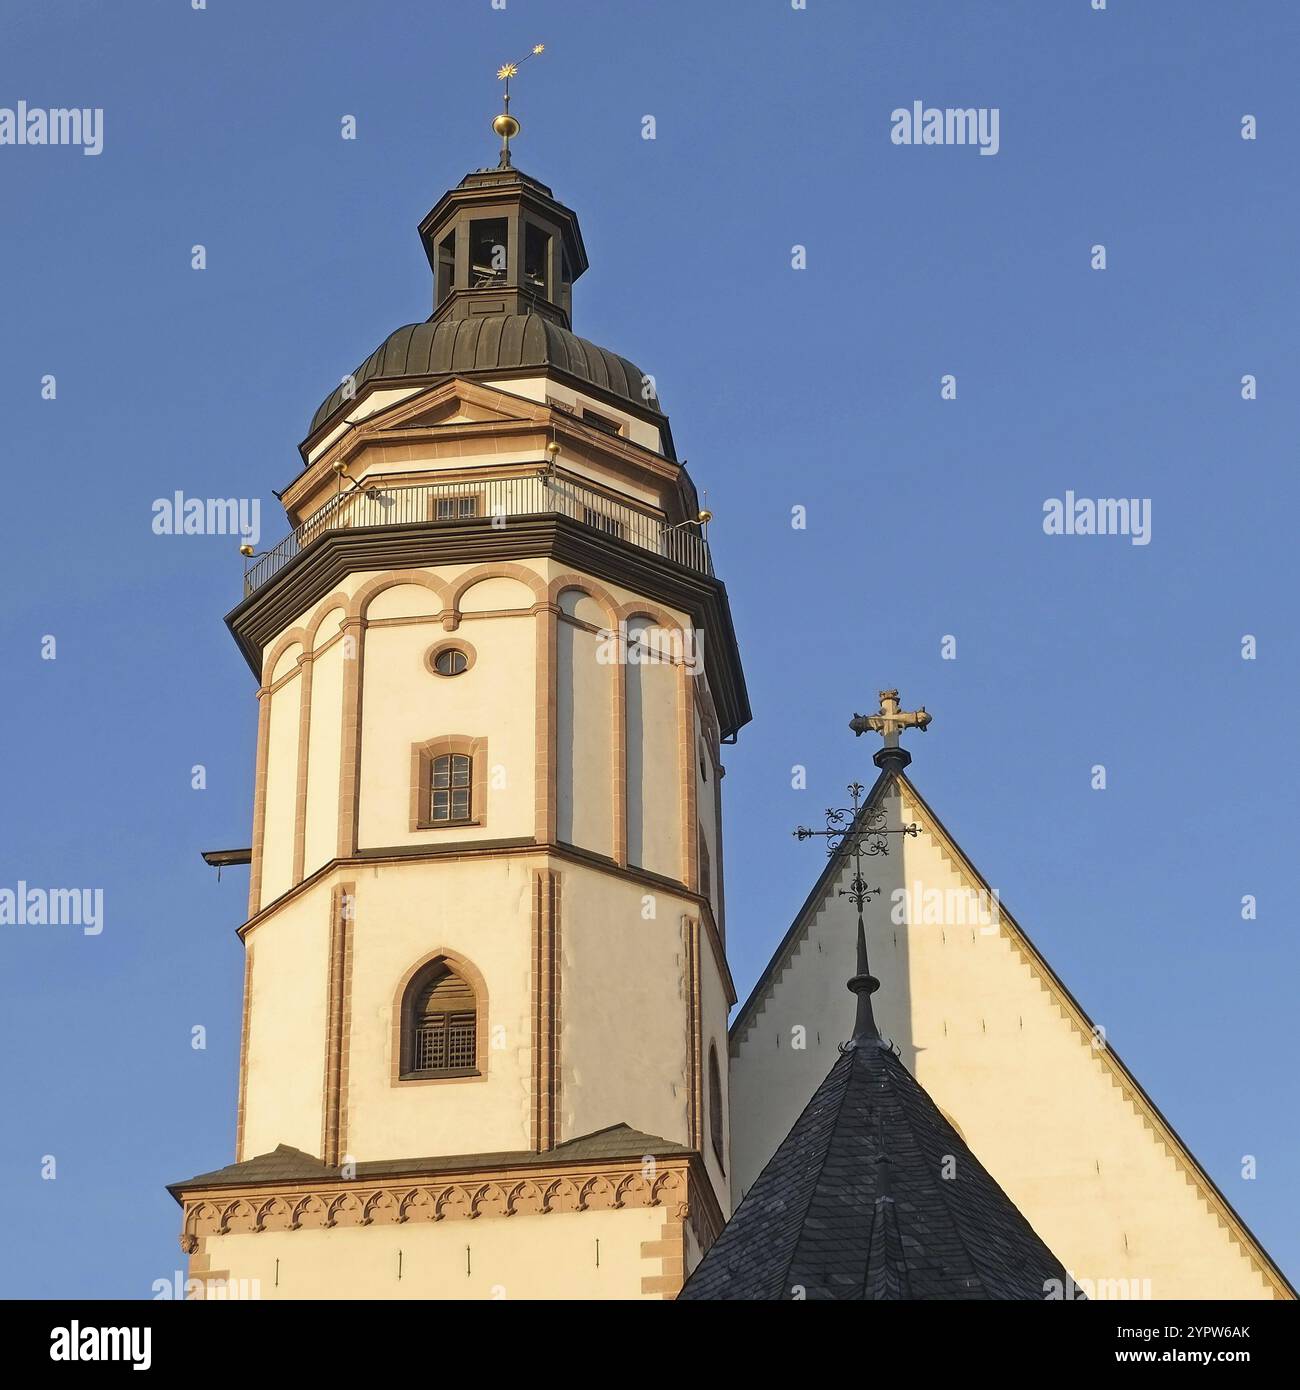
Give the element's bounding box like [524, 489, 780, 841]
[793, 781, 921, 911]
[792, 690, 933, 1043]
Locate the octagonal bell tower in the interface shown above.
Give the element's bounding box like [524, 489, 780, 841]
[169, 138, 749, 1300]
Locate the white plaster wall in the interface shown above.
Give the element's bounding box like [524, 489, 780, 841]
[699, 944, 732, 1214]
[242, 880, 331, 1159]
[259, 670, 301, 905]
[302, 635, 344, 879]
[345, 856, 535, 1160]
[559, 869, 693, 1150]
[556, 617, 615, 856]
[694, 705, 720, 921]
[199, 1204, 667, 1300]
[487, 375, 664, 455]
[356, 610, 535, 849]
[304, 386, 424, 465]
[730, 783, 1278, 1299]
[625, 618, 681, 880]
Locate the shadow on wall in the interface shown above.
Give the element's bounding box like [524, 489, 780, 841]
[728, 781, 919, 1202]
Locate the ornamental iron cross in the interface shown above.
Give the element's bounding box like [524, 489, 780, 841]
[793, 695, 930, 1042]
[849, 688, 932, 752]
[793, 781, 921, 912]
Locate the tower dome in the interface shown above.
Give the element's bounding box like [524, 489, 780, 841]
[306, 164, 671, 456]
[309, 313, 663, 439]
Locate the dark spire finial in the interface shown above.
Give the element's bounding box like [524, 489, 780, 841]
[847, 906, 881, 1042]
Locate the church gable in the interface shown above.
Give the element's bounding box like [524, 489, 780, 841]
[730, 771, 1291, 1300]
[371, 378, 548, 433]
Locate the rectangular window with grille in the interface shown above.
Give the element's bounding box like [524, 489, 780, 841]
[431, 753, 472, 822]
[435, 495, 478, 520]
[413, 1012, 477, 1071]
[582, 505, 624, 539]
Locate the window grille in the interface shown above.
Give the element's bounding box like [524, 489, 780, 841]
[406, 963, 478, 1076]
[435, 496, 478, 520]
[431, 753, 472, 822]
[413, 1012, 477, 1071]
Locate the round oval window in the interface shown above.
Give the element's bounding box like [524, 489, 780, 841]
[433, 648, 469, 676]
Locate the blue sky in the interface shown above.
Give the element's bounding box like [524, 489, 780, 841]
[2, 0, 1297, 1296]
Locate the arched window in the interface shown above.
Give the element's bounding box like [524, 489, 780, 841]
[401, 958, 479, 1078]
[708, 1043, 725, 1170]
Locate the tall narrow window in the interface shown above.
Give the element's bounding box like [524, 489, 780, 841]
[412, 736, 485, 832]
[436, 230, 456, 305]
[524, 222, 550, 295]
[708, 1043, 725, 1169]
[402, 959, 479, 1078]
[470, 218, 508, 285]
[431, 753, 471, 823]
[559, 249, 573, 320]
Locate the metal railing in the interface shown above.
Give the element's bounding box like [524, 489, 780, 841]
[243, 471, 713, 595]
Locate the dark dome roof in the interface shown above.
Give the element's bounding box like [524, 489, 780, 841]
[309, 313, 664, 439]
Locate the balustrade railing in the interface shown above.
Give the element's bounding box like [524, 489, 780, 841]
[243, 471, 712, 595]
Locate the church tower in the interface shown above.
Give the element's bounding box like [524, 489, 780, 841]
[170, 100, 749, 1298]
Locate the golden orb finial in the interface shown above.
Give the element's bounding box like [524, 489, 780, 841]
[493, 43, 545, 168]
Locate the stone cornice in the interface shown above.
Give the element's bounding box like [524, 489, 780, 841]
[173, 1152, 723, 1254]
[287, 379, 685, 518]
[225, 514, 750, 738]
[235, 842, 737, 1008]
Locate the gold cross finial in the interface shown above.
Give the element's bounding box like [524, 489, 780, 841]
[493, 44, 545, 168]
[849, 689, 932, 765]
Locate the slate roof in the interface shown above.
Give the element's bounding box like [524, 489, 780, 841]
[679, 1034, 1075, 1301]
[309, 313, 663, 438]
[169, 1123, 686, 1197]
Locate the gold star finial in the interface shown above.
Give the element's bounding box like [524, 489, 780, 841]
[493, 43, 545, 168]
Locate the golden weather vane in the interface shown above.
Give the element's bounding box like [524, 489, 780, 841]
[493, 44, 545, 168]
